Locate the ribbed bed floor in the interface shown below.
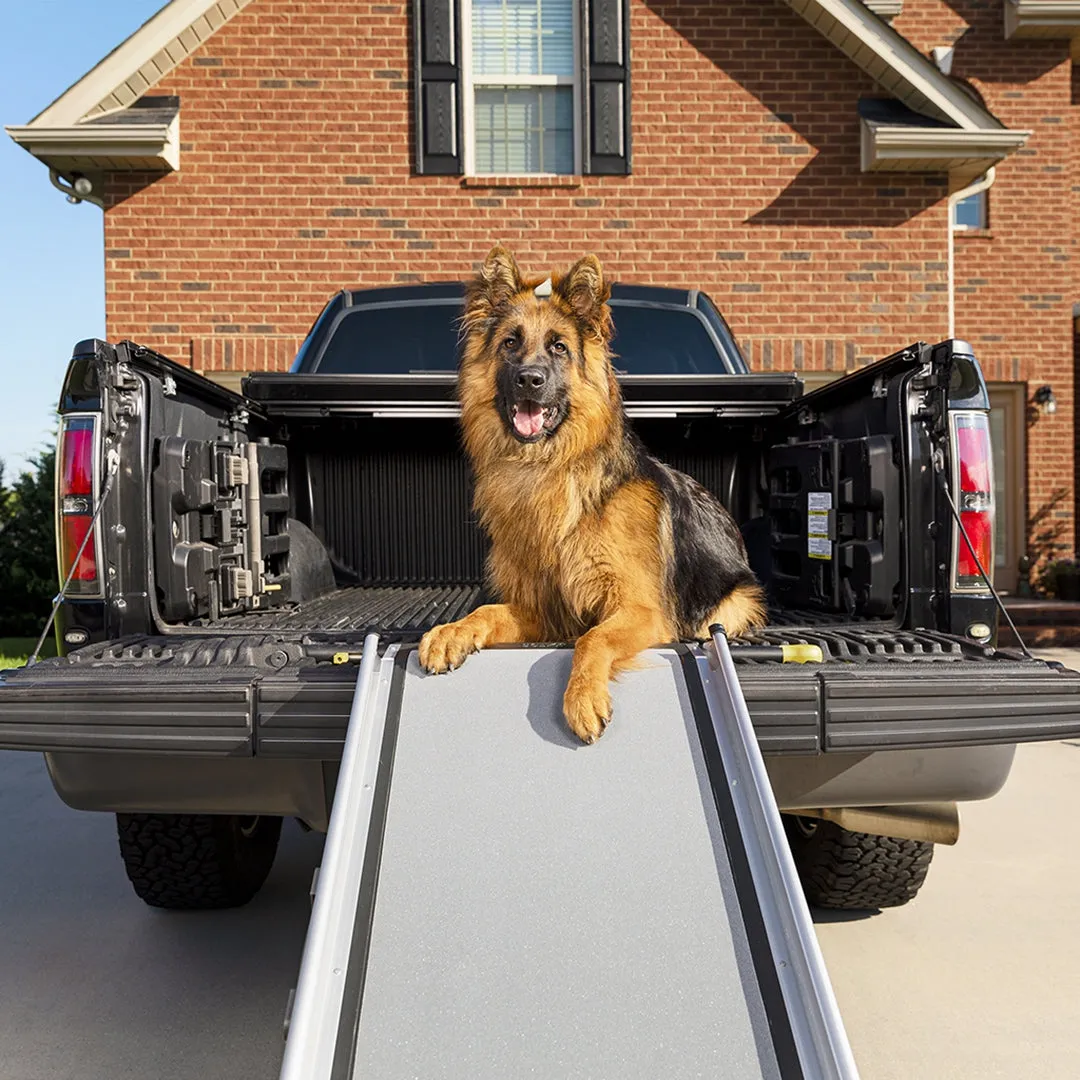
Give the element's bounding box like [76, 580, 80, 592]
[192, 585, 485, 634]
[188, 584, 909, 656]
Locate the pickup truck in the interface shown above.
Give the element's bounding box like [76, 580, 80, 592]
[3, 281, 1079, 913]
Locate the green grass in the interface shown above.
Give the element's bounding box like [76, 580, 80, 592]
[0, 636, 58, 670]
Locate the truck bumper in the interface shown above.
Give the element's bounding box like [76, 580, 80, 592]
[2, 640, 1078, 821]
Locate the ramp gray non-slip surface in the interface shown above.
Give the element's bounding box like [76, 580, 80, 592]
[350, 647, 786, 1080]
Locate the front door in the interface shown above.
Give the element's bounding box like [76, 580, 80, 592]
[986, 384, 1026, 593]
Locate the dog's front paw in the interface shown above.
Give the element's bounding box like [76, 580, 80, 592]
[563, 673, 612, 745]
[418, 620, 483, 674]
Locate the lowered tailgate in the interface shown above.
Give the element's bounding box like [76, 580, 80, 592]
[1, 629, 1079, 758]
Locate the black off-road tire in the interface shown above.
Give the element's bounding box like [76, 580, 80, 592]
[783, 815, 935, 910]
[115, 813, 283, 910]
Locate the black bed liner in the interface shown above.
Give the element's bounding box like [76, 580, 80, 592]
[189, 584, 484, 635]
[181, 586, 977, 667]
[181, 583, 898, 641]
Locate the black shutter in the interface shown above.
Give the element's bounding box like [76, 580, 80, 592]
[581, 0, 631, 175]
[413, 0, 462, 175]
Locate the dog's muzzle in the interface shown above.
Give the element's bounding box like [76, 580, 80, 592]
[501, 362, 567, 442]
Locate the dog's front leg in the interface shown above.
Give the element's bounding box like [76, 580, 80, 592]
[563, 605, 668, 744]
[418, 604, 542, 674]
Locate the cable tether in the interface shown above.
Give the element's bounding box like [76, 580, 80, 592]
[936, 470, 1034, 661]
[26, 454, 119, 667]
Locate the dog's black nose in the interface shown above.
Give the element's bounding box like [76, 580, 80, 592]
[515, 366, 548, 392]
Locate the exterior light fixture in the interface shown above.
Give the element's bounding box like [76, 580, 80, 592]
[1032, 385, 1057, 416]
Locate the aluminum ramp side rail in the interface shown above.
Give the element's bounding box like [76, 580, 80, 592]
[281, 633, 859, 1080]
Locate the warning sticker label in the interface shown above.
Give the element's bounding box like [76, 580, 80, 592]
[807, 491, 832, 560]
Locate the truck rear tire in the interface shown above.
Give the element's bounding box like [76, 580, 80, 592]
[115, 812, 282, 910]
[783, 815, 934, 910]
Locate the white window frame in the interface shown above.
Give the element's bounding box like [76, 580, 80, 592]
[461, 0, 582, 176]
[951, 187, 988, 231]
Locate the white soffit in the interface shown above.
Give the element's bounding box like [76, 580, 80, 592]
[6, 114, 180, 173]
[863, 1, 903, 18]
[861, 121, 1030, 184]
[1005, 1, 1080, 52]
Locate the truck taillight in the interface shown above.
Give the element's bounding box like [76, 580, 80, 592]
[56, 415, 101, 594]
[951, 411, 994, 591]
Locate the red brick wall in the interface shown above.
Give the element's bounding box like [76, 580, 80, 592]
[101, 0, 1076, 555]
[893, 0, 1076, 560]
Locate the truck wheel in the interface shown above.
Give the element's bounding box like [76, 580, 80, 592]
[115, 813, 282, 910]
[783, 815, 934, 910]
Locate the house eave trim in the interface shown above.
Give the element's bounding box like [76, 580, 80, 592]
[860, 119, 1031, 171]
[5, 117, 180, 172]
[863, 1, 903, 18]
[1005, 0, 1080, 40]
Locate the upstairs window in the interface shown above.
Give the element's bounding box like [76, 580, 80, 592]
[466, 0, 578, 175]
[413, 0, 631, 177]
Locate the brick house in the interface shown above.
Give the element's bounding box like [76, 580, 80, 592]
[8, 0, 1080, 587]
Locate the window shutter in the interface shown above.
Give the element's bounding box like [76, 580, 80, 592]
[581, 0, 631, 175]
[414, 0, 463, 175]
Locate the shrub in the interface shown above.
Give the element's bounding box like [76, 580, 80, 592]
[0, 450, 57, 637]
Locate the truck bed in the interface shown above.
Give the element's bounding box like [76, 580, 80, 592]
[190, 584, 485, 635]
[183, 583, 968, 665]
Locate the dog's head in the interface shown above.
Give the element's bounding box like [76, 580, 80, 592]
[458, 245, 618, 462]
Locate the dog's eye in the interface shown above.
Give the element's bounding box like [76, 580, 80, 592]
[503, 337, 518, 351]
[550, 340, 567, 355]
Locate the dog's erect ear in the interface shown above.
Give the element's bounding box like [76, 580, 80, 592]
[464, 244, 524, 330]
[557, 254, 612, 340]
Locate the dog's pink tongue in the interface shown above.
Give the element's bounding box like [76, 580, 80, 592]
[514, 402, 545, 437]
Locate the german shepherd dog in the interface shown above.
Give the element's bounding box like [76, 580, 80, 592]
[419, 246, 766, 743]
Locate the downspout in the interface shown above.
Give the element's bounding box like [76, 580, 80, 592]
[947, 167, 995, 339]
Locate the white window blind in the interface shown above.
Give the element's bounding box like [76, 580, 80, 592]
[467, 0, 577, 174]
[472, 0, 574, 76]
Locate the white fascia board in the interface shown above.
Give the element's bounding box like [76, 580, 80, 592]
[863, 1, 903, 18]
[1005, 1, 1080, 39]
[860, 118, 1031, 171]
[6, 115, 180, 171]
[784, 0, 1006, 129]
[29, 0, 252, 126]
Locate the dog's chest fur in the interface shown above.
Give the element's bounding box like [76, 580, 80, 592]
[475, 462, 669, 640]
[476, 465, 628, 637]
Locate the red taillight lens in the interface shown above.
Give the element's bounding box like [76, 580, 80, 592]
[957, 423, 991, 494]
[61, 420, 94, 496]
[57, 416, 100, 593]
[957, 509, 992, 579]
[951, 412, 994, 590]
[61, 515, 97, 581]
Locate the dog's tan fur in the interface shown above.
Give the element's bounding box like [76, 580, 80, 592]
[419, 246, 766, 742]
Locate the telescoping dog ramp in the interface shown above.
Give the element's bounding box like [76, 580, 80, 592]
[280, 628, 858, 1080]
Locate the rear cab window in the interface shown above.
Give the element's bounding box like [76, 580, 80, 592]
[302, 289, 748, 376]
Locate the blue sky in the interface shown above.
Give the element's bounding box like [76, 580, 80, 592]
[0, 1, 163, 476]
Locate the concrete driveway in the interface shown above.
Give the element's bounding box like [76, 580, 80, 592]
[0, 651, 1077, 1078]
[0, 750, 319, 1080]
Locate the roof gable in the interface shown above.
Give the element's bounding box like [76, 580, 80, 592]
[31, 0, 255, 126]
[783, 0, 1007, 130]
